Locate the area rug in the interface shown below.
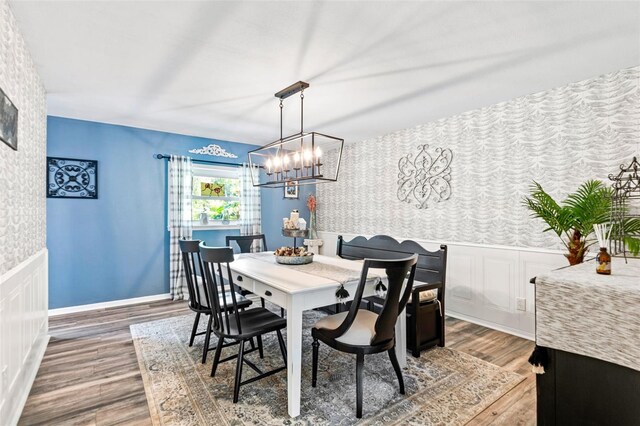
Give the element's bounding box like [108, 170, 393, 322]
[131, 312, 523, 425]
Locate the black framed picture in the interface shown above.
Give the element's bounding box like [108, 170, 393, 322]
[0, 86, 18, 151]
[284, 181, 299, 199]
[47, 157, 98, 199]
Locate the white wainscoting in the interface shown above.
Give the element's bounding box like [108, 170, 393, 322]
[0, 249, 49, 426]
[318, 231, 567, 340]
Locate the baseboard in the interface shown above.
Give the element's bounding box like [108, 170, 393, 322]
[9, 329, 49, 426]
[49, 293, 172, 316]
[446, 310, 535, 341]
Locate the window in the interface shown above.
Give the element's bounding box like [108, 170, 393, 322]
[191, 165, 241, 227]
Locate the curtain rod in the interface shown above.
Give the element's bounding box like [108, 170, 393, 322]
[154, 154, 246, 168]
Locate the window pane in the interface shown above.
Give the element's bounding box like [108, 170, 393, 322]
[192, 175, 240, 198]
[192, 199, 240, 221]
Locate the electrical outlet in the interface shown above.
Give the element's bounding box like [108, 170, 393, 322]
[516, 297, 526, 311]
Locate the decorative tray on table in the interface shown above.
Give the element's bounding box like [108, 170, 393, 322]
[282, 228, 309, 238]
[274, 246, 314, 265]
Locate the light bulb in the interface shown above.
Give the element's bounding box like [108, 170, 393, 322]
[315, 147, 322, 158]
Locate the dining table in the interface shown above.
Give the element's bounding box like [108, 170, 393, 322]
[228, 252, 407, 418]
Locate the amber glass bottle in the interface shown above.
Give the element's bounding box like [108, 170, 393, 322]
[596, 247, 611, 275]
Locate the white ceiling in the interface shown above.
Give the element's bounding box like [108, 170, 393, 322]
[9, 1, 640, 145]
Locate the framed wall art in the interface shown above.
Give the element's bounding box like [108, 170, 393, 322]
[284, 181, 299, 199]
[0, 86, 18, 151]
[47, 157, 99, 199]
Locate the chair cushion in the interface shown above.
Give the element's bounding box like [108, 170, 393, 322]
[315, 309, 379, 346]
[408, 289, 437, 303]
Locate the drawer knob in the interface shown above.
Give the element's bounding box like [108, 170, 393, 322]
[236, 275, 243, 282]
[265, 290, 272, 297]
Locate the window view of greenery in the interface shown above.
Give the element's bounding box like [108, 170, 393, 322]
[192, 175, 241, 222]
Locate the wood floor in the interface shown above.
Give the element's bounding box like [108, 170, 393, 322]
[19, 300, 535, 425]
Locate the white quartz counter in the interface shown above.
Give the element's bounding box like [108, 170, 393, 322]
[536, 257, 640, 372]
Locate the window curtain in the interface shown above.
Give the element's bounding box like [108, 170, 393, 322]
[239, 163, 262, 252]
[168, 155, 193, 300]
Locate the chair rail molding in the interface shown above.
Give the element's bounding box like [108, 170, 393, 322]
[0, 248, 49, 425]
[318, 231, 567, 339]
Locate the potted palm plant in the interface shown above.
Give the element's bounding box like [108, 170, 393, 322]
[523, 180, 640, 265]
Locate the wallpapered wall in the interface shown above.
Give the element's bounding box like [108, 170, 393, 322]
[318, 66, 640, 250]
[0, 1, 47, 275]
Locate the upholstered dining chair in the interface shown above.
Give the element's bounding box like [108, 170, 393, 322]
[311, 255, 418, 418]
[179, 239, 252, 364]
[336, 235, 448, 357]
[199, 243, 288, 403]
[226, 234, 285, 317]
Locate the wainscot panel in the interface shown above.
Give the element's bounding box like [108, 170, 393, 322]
[318, 231, 566, 339]
[0, 249, 49, 426]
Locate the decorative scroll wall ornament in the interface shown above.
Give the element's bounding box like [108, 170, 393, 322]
[47, 157, 98, 199]
[188, 144, 238, 158]
[397, 144, 453, 209]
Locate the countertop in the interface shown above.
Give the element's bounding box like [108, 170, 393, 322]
[535, 257, 640, 372]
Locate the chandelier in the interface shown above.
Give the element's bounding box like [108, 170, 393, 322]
[248, 81, 344, 188]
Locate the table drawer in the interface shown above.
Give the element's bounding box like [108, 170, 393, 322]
[253, 281, 287, 308]
[231, 272, 248, 286]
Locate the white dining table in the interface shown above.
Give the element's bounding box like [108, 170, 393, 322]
[228, 252, 407, 418]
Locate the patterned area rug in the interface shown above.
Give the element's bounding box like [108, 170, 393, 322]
[131, 312, 523, 425]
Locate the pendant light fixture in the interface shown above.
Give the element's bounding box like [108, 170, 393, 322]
[248, 81, 344, 188]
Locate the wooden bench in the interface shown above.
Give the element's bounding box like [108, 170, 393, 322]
[336, 235, 448, 357]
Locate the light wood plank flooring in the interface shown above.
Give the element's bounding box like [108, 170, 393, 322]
[19, 300, 535, 425]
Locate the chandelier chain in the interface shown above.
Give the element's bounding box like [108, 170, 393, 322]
[300, 89, 304, 133]
[279, 98, 283, 141]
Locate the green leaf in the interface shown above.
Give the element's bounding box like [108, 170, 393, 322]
[522, 181, 571, 237]
[624, 236, 640, 256]
[563, 180, 612, 237]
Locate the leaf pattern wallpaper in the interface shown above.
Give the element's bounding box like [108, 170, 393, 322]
[0, 0, 47, 275]
[317, 66, 640, 250]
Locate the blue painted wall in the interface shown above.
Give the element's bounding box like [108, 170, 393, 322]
[263, 184, 315, 249]
[47, 116, 311, 309]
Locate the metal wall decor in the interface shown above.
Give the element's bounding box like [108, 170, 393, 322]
[397, 144, 453, 209]
[188, 144, 238, 158]
[0, 86, 18, 151]
[47, 157, 98, 199]
[248, 81, 344, 188]
[609, 156, 640, 260]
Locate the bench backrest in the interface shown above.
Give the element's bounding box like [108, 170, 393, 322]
[336, 235, 447, 287]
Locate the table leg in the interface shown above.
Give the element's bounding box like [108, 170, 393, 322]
[395, 306, 407, 368]
[286, 298, 304, 417]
